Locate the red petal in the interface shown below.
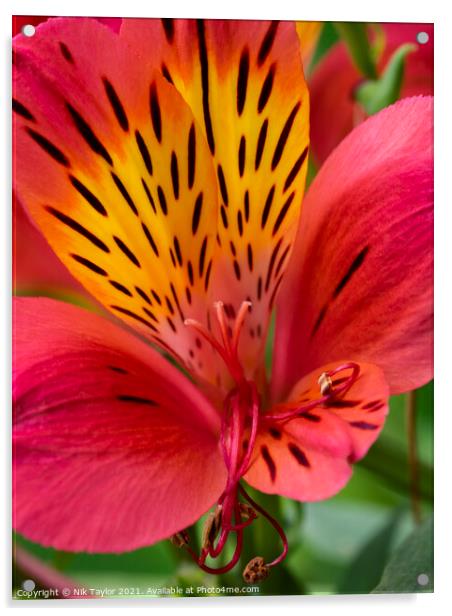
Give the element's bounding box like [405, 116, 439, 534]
[13, 297, 225, 552]
[273, 97, 433, 399]
[245, 361, 389, 501]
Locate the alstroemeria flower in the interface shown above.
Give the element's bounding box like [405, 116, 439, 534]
[12, 18, 433, 581]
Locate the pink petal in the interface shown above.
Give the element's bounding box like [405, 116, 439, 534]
[310, 23, 433, 164]
[246, 361, 388, 501]
[272, 97, 433, 400]
[13, 297, 225, 552]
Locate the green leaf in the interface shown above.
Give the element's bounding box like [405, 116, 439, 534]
[309, 22, 339, 73]
[355, 43, 416, 115]
[338, 509, 402, 593]
[373, 515, 433, 593]
[334, 22, 377, 79]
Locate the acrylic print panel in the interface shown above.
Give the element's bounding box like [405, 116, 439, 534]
[12, 16, 433, 599]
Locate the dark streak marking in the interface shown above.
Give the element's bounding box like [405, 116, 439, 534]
[247, 244, 254, 272]
[257, 276, 263, 300]
[161, 62, 174, 83]
[141, 179, 157, 214]
[217, 165, 229, 206]
[258, 64, 275, 113]
[111, 305, 158, 332]
[69, 175, 107, 216]
[237, 211, 244, 237]
[197, 20, 215, 155]
[170, 282, 185, 323]
[311, 304, 328, 338]
[221, 205, 229, 229]
[109, 280, 132, 296]
[261, 185, 275, 229]
[261, 445, 276, 481]
[192, 192, 203, 235]
[161, 18, 175, 44]
[141, 222, 159, 257]
[135, 286, 152, 305]
[103, 77, 129, 131]
[237, 47, 249, 116]
[255, 119, 268, 170]
[288, 442, 310, 467]
[328, 399, 361, 409]
[151, 290, 162, 305]
[167, 316, 177, 332]
[149, 82, 162, 143]
[229, 241, 237, 257]
[186, 286, 192, 304]
[117, 394, 158, 406]
[108, 365, 128, 374]
[368, 403, 386, 412]
[333, 246, 369, 299]
[187, 260, 194, 285]
[258, 21, 279, 66]
[238, 135, 246, 177]
[269, 274, 284, 309]
[299, 412, 321, 422]
[349, 421, 379, 430]
[66, 103, 113, 165]
[13, 98, 35, 121]
[170, 151, 179, 199]
[59, 42, 74, 63]
[143, 306, 159, 323]
[135, 130, 153, 175]
[113, 236, 141, 267]
[188, 124, 196, 189]
[26, 128, 70, 167]
[204, 260, 212, 291]
[284, 146, 308, 192]
[169, 249, 176, 268]
[363, 400, 381, 410]
[271, 102, 301, 170]
[275, 244, 291, 279]
[111, 172, 138, 215]
[45, 206, 109, 252]
[174, 237, 183, 266]
[71, 254, 107, 276]
[244, 190, 250, 222]
[265, 238, 282, 292]
[269, 427, 282, 439]
[233, 260, 241, 281]
[272, 191, 295, 236]
[157, 185, 168, 215]
[199, 236, 208, 276]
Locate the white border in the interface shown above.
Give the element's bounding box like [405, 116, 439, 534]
[2, 0, 452, 614]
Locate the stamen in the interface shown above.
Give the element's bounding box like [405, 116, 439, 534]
[239, 485, 288, 568]
[201, 505, 223, 552]
[318, 372, 333, 395]
[232, 300, 252, 354]
[266, 362, 361, 422]
[169, 530, 190, 548]
[243, 556, 269, 584]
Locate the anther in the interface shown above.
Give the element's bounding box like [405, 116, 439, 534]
[169, 530, 190, 548]
[318, 372, 333, 396]
[201, 505, 223, 551]
[243, 556, 270, 584]
[238, 503, 257, 522]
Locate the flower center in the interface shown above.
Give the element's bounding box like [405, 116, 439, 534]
[178, 301, 360, 582]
